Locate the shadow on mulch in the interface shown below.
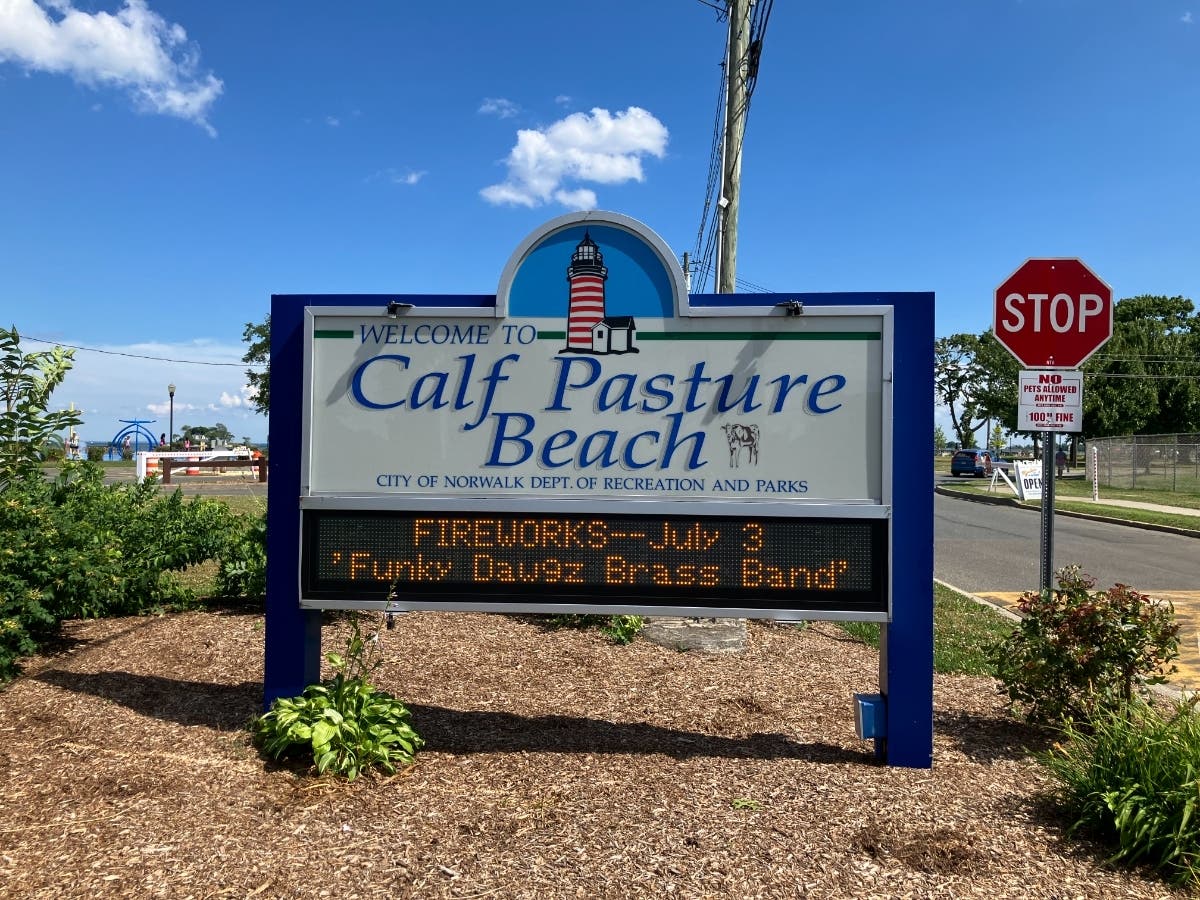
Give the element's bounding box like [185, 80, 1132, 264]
[934, 708, 1056, 763]
[34, 669, 261, 731]
[995, 790, 1148, 882]
[408, 703, 876, 764]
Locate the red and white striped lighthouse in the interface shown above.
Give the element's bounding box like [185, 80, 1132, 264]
[565, 231, 607, 351]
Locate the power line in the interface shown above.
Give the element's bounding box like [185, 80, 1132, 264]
[1086, 372, 1200, 381]
[22, 335, 264, 369]
[692, 0, 774, 294]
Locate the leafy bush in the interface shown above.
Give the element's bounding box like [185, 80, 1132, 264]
[1042, 699, 1200, 885]
[543, 613, 645, 645]
[216, 510, 267, 597]
[252, 614, 423, 780]
[85, 444, 105, 462]
[989, 565, 1179, 724]
[0, 462, 242, 679]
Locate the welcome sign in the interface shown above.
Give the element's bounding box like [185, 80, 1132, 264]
[303, 214, 889, 504]
[296, 213, 894, 616]
[267, 211, 935, 767]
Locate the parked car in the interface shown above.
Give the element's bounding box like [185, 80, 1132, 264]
[950, 448, 1013, 477]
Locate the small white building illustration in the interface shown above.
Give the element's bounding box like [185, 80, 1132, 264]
[591, 316, 636, 354]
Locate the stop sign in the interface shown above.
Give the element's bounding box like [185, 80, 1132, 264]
[993, 258, 1113, 368]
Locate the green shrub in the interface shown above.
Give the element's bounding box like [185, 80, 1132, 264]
[543, 613, 645, 645]
[216, 510, 266, 597]
[252, 614, 423, 780]
[85, 444, 105, 462]
[989, 565, 1179, 724]
[1042, 699, 1200, 885]
[0, 462, 242, 678]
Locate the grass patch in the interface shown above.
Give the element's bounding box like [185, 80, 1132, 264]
[939, 481, 1200, 532]
[1052, 500, 1200, 533]
[1052, 479, 1200, 510]
[837, 583, 1014, 675]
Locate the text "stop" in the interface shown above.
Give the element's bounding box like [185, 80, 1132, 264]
[999, 292, 1105, 334]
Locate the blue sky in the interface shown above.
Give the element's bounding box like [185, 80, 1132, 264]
[1, 0, 1197, 444]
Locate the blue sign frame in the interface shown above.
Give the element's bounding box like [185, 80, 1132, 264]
[265, 222, 933, 768]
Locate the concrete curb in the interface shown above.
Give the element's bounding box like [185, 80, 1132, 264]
[934, 577, 1022, 622]
[935, 485, 1200, 539]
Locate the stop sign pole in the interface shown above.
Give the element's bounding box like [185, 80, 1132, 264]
[993, 258, 1113, 593]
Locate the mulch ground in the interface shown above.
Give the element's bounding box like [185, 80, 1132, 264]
[0, 609, 1188, 899]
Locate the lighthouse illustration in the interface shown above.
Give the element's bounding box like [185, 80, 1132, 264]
[563, 231, 638, 354]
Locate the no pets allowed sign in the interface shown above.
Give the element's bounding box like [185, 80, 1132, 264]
[1018, 370, 1083, 433]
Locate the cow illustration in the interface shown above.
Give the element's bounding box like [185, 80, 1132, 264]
[720, 423, 760, 468]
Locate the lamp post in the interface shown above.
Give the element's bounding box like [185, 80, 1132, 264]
[168, 383, 175, 450]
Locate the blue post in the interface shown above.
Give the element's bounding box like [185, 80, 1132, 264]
[263, 296, 321, 708]
[881, 291, 935, 767]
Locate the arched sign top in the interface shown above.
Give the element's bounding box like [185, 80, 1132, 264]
[496, 211, 689, 319]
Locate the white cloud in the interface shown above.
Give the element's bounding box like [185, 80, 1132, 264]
[0, 0, 222, 135]
[480, 106, 668, 210]
[217, 388, 255, 409]
[325, 115, 340, 127]
[368, 167, 426, 186]
[1183, 11, 1195, 24]
[479, 97, 519, 118]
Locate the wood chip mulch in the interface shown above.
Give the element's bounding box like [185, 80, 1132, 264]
[0, 609, 1188, 899]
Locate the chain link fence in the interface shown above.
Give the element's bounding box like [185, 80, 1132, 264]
[1085, 433, 1200, 493]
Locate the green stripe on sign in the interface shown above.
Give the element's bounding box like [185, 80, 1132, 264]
[537, 331, 566, 340]
[314, 330, 355, 339]
[638, 331, 881, 341]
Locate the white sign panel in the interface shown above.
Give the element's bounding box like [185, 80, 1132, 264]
[303, 310, 888, 503]
[1013, 459, 1043, 502]
[1018, 369, 1084, 432]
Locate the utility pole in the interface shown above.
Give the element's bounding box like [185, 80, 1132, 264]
[717, 0, 751, 294]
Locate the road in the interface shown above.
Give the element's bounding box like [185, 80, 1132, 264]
[934, 490, 1200, 595]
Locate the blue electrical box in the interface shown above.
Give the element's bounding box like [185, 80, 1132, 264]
[854, 693, 886, 740]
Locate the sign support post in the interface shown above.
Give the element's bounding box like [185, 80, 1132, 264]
[1039, 432, 1055, 593]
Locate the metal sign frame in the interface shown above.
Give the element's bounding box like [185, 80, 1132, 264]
[264, 215, 934, 768]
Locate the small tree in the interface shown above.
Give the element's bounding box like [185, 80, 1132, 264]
[0, 326, 82, 483]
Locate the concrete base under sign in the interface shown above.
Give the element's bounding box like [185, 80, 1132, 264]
[641, 617, 747, 653]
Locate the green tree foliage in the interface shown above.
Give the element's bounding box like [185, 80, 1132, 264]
[972, 330, 1021, 434]
[1083, 295, 1200, 437]
[934, 333, 986, 448]
[180, 422, 234, 446]
[242, 315, 270, 416]
[933, 424, 948, 453]
[0, 326, 82, 482]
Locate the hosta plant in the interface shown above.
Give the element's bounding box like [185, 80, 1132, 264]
[252, 614, 422, 780]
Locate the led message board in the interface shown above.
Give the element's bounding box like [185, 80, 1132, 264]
[301, 508, 888, 615]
